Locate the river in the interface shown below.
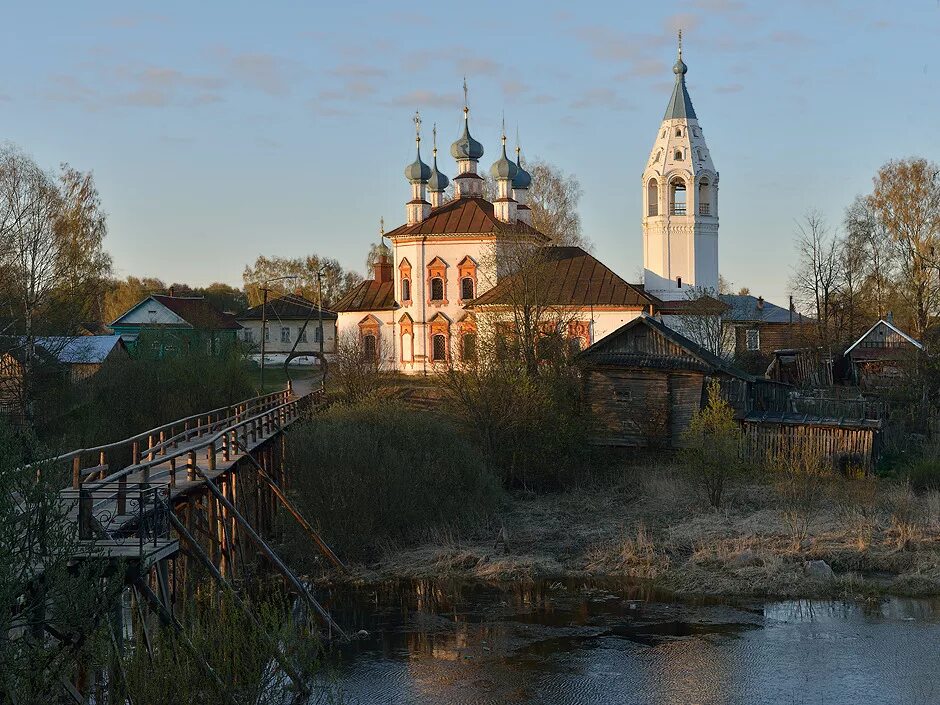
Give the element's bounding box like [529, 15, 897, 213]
[321, 579, 940, 705]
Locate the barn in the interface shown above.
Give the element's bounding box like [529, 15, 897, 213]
[577, 314, 789, 448]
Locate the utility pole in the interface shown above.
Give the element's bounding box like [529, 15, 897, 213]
[316, 270, 324, 360]
[260, 286, 269, 391]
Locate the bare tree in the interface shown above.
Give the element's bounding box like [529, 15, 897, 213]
[242, 254, 362, 308]
[791, 210, 839, 348]
[675, 287, 735, 357]
[868, 158, 940, 338]
[844, 194, 896, 321]
[528, 159, 586, 247]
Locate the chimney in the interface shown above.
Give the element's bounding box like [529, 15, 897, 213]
[373, 253, 392, 284]
[757, 296, 764, 311]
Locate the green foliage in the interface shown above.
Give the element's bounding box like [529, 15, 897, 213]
[904, 457, 940, 495]
[34, 349, 254, 448]
[285, 400, 503, 559]
[680, 378, 745, 508]
[443, 364, 593, 490]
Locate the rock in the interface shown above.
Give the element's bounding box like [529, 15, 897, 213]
[731, 550, 761, 567]
[804, 560, 835, 581]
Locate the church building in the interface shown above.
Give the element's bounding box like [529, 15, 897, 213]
[334, 36, 722, 372]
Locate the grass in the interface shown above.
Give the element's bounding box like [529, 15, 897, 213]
[245, 364, 321, 395]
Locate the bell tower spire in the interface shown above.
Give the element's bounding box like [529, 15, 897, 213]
[641, 32, 719, 300]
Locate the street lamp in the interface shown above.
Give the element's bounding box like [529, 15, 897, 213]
[258, 275, 297, 391]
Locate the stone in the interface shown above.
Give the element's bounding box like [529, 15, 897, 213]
[731, 550, 760, 567]
[804, 560, 835, 581]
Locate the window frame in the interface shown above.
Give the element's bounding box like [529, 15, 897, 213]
[430, 277, 445, 302]
[432, 333, 447, 362]
[746, 328, 760, 351]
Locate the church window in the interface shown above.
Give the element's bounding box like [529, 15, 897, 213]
[401, 278, 411, 303]
[430, 277, 444, 302]
[677, 277, 682, 288]
[746, 328, 760, 351]
[461, 277, 474, 301]
[362, 333, 377, 361]
[432, 333, 447, 361]
[670, 179, 687, 215]
[661, 129, 666, 138]
[674, 149, 683, 161]
[647, 179, 659, 217]
[675, 127, 682, 137]
[698, 179, 711, 215]
[462, 333, 477, 362]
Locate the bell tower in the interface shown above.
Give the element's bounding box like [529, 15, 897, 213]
[642, 32, 719, 300]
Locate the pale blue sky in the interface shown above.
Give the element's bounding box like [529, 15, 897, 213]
[2, 1, 938, 305]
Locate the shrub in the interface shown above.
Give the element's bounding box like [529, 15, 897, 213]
[285, 400, 503, 560]
[904, 457, 940, 494]
[680, 378, 745, 508]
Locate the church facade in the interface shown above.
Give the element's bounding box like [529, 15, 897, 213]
[334, 37, 721, 372]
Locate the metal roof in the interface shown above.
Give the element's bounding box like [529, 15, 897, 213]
[238, 294, 337, 321]
[384, 196, 546, 239]
[719, 294, 813, 324]
[664, 59, 697, 120]
[844, 318, 923, 356]
[34, 336, 125, 364]
[332, 279, 395, 312]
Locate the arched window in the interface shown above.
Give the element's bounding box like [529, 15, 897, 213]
[696, 148, 704, 161]
[432, 334, 447, 361]
[698, 179, 711, 215]
[677, 277, 682, 288]
[401, 278, 411, 302]
[461, 277, 474, 301]
[647, 178, 659, 217]
[674, 149, 683, 161]
[654, 149, 662, 163]
[462, 333, 477, 362]
[675, 127, 682, 137]
[430, 277, 444, 301]
[670, 179, 687, 215]
[362, 334, 377, 361]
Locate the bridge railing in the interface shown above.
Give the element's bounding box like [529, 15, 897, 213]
[31, 385, 300, 490]
[77, 387, 321, 513]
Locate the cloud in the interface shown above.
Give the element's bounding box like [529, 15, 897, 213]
[715, 83, 744, 94]
[387, 11, 432, 26]
[227, 53, 294, 96]
[114, 66, 225, 107]
[501, 79, 530, 99]
[531, 93, 556, 105]
[462, 57, 501, 77]
[331, 63, 387, 79]
[614, 58, 668, 80]
[570, 87, 629, 110]
[769, 30, 813, 47]
[664, 12, 704, 35]
[43, 74, 100, 109]
[387, 89, 460, 109]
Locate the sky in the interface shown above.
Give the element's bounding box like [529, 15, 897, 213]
[1, 0, 939, 306]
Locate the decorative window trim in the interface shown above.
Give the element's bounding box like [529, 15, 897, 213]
[427, 256, 448, 306]
[399, 258, 412, 305]
[358, 314, 381, 361]
[398, 313, 414, 363]
[429, 313, 451, 363]
[457, 256, 477, 304]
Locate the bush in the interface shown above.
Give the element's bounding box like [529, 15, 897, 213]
[904, 457, 940, 494]
[285, 400, 503, 559]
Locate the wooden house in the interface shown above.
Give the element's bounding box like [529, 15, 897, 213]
[844, 318, 923, 388]
[576, 314, 789, 448]
[34, 336, 128, 382]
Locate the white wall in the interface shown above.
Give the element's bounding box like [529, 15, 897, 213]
[238, 318, 337, 355]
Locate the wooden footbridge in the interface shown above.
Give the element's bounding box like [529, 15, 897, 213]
[33, 383, 346, 702]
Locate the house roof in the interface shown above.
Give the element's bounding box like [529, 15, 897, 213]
[384, 196, 547, 239]
[719, 294, 813, 324]
[469, 246, 653, 309]
[237, 294, 337, 321]
[111, 295, 241, 330]
[845, 318, 924, 357]
[577, 313, 760, 382]
[332, 279, 396, 312]
[33, 336, 125, 364]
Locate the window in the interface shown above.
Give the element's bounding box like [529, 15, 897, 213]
[677, 277, 682, 288]
[280, 327, 291, 343]
[746, 328, 760, 351]
[615, 388, 632, 402]
[314, 326, 323, 343]
[675, 127, 682, 137]
[401, 278, 411, 302]
[647, 178, 659, 217]
[362, 334, 377, 361]
[430, 277, 444, 302]
[698, 180, 710, 215]
[432, 334, 447, 361]
[462, 333, 477, 362]
[244, 328, 254, 343]
[264, 326, 270, 342]
[670, 179, 687, 215]
[461, 277, 474, 301]
[298, 327, 308, 343]
[674, 149, 683, 161]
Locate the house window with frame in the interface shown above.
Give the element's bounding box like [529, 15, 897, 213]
[298, 327, 307, 343]
[244, 328, 254, 343]
[280, 327, 291, 343]
[264, 326, 270, 342]
[314, 326, 323, 343]
[401, 278, 411, 302]
[362, 334, 377, 361]
[432, 333, 447, 361]
[460, 277, 474, 301]
[430, 277, 445, 302]
[746, 328, 760, 351]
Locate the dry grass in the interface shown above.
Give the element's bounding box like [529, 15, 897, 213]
[333, 460, 940, 599]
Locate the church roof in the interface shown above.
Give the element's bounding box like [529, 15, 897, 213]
[332, 279, 395, 313]
[384, 197, 546, 239]
[664, 64, 697, 120]
[468, 246, 653, 309]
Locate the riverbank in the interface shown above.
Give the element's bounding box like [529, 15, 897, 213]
[333, 461, 940, 599]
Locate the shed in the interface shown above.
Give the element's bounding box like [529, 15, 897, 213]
[576, 314, 789, 448]
[33, 335, 128, 382]
[844, 318, 923, 387]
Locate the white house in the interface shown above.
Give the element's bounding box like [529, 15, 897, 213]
[236, 294, 337, 365]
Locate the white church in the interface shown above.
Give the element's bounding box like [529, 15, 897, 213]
[334, 36, 722, 372]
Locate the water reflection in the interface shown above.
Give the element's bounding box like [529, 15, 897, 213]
[322, 580, 940, 705]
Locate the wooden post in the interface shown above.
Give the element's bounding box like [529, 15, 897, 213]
[208, 442, 216, 474]
[132, 441, 140, 465]
[187, 451, 196, 481]
[72, 456, 81, 490]
[117, 475, 127, 515]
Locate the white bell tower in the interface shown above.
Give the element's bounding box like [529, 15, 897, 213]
[642, 32, 719, 300]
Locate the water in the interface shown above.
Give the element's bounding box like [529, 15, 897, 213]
[320, 579, 940, 705]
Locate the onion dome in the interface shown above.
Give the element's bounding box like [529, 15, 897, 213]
[427, 152, 449, 192]
[489, 137, 518, 180]
[451, 109, 484, 160]
[404, 147, 431, 183]
[512, 146, 531, 189]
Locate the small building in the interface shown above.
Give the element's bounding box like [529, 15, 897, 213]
[719, 294, 814, 364]
[34, 335, 127, 382]
[333, 249, 397, 365]
[110, 294, 241, 357]
[577, 314, 788, 448]
[844, 318, 923, 388]
[236, 294, 338, 363]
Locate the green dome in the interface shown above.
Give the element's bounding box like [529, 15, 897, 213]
[489, 142, 518, 180]
[673, 57, 688, 75]
[427, 153, 449, 192]
[512, 157, 531, 189]
[451, 119, 484, 161]
[404, 147, 431, 183]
